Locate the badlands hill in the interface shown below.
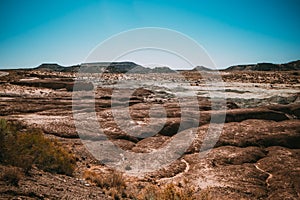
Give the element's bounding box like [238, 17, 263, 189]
[225, 60, 300, 71]
[32, 60, 300, 73]
[34, 62, 176, 73]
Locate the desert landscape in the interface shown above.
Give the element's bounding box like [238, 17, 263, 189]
[0, 60, 299, 199]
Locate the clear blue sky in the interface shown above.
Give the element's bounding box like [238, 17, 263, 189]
[0, 0, 299, 69]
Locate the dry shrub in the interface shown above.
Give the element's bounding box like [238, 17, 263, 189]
[138, 183, 195, 200]
[84, 170, 126, 199]
[0, 119, 75, 175]
[84, 170, 125, 189]
[0, 166, 24, 186]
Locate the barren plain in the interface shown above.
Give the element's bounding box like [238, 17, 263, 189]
[0, 63, 299, 199]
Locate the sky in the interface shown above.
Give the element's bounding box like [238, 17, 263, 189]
[0, 0, 299, 69]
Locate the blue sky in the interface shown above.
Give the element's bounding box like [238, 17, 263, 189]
[0, 0, 299, 69]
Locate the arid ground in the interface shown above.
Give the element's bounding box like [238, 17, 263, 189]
[0, 63, 299, 199]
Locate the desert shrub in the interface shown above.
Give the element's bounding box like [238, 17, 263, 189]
[84, 170, 126, 189]
[138, 183, 195, 200]
[84, 170, 126, 199]
[0, 166, 24, 186]
[0, 119, 18, 164]
[0, 119, 75, 175]
[107, 171, 126, 189]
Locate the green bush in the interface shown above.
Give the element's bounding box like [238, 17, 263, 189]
[0, 119, 75, 175]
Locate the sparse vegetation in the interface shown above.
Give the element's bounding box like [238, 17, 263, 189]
[136, 183, 196, 200]
[84, 170, 126, 189]
[0, 119, 75, 175]
[83, 168, 198, 200]
[84, 170, 126, 199]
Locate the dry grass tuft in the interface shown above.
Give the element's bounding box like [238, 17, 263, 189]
[84, 170, 126, 199]
[84, 170, 126, 189]
[137, 182, 196, 200]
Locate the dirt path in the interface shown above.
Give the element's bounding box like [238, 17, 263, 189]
[157, 158, 190, 182]
[254, 163, 273, 188]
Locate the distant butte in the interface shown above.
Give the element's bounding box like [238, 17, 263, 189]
[28, 60, 300, 73]
[224, 60, 300, 71]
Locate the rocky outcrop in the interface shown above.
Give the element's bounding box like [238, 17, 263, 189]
[35, 63, 66, 71]
[193, 66, 213, 71]
[225, 60, 300, 71]
[150, 66, 176, 73]
[12, 79, 74, 91]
